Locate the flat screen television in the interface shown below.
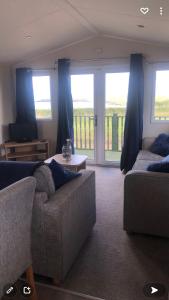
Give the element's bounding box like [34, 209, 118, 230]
[9, 123, 38, 143]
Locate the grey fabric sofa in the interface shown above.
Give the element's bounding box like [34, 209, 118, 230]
[0, 177, 36, 299]
[32, 166, 96, 282]
[124, 137, 169, 238]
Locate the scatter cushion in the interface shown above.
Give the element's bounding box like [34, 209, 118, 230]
[149, 134, 169, 156]
[47, 159, 81, 190]
[147, 161, 169, 173]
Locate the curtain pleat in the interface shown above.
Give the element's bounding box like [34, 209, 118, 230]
[120, 54, 144, 173]
[56, 59, 74, 154]
[16, 68, 36, 123]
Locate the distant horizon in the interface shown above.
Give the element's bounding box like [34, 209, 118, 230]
[71, 73, 129, 110]
[33, 72, 169, 116]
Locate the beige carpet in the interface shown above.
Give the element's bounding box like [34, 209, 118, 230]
[60, 167, 169, 300]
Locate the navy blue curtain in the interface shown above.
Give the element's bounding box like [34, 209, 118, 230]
[120, 54, 144, 173]
[16, 68, 36, 123]
[56, 59, 74, 154]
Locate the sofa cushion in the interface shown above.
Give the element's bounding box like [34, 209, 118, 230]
[47, 159, 81, 190]
[142, 137, 155, 150]
[137, 150, 163, 161]
[150, 134, 169, 156]
[147, 161, 169, 173]
[34, 165, 55, 196]
[132, 159, 158, 171]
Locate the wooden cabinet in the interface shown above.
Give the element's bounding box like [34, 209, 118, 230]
[1, 140, 49, 161]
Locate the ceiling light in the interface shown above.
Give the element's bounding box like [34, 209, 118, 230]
[137, 25, 145, 28]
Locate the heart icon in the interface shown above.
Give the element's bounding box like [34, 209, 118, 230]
[140, 7, 149, 15]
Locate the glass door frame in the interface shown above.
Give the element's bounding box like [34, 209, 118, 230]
[70, 62, 129, 166]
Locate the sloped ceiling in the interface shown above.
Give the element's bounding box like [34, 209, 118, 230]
[0, 0, 169, 63]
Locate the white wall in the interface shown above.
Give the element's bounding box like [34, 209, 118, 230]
[14, 36, 169, 153]
[0, 65, 14, 144]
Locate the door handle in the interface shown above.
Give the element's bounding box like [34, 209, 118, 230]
[89, 115, 97, 127]
[94, 115, 97, 127]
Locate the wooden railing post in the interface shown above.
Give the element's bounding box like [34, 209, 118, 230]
[112, 114, 118, 151]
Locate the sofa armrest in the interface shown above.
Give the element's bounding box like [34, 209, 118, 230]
[126, 169, 169, 180]
[46, 170, 95, 207]
[0, 177, 36, 294]
[32, 170, 96, 279]
[124, 170, 169, 237]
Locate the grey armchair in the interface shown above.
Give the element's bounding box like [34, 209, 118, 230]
[0, 177, 37, 300]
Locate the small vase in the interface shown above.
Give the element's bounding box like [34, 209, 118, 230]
[62, 139, 72, 161]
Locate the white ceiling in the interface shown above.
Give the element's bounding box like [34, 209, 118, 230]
[0, 0, 169, 63]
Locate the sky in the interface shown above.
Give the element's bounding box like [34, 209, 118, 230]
[155, 70, 169, 99]
[71, 74, 94, 109]
[32, 71, 169, 112]
[33, 73, 130, 110]
[71, 73, 129, 109]
[32, 75, 51, 113]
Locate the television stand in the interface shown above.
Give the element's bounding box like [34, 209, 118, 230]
[1, 140, 49, 161]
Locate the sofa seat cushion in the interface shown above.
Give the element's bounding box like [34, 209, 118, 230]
[137, 150, 163, 161]
[132, 159, 158, 171]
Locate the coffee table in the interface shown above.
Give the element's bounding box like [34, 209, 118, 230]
[45, 154, 88, 172]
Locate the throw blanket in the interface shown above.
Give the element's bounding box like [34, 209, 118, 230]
[0, 161, 43, 190]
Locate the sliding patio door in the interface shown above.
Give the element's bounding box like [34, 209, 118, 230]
[71, 66, 129, 164]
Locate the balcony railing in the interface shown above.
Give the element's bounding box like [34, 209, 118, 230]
[73, 114, 169, 154]
[73, 114, 125, 152]
[155, 116, 169, 121]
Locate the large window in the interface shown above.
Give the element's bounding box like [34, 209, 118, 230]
[32, 75, 52, 119]
[153, 70, 169, 121]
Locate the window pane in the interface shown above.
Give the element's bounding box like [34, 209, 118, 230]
[71, 74, 95, 160]
[105, 72, 129, 161]
[154, 70, 169, 121]
[32, 76, 52, 119]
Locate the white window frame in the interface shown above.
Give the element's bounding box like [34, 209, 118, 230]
[32, 70, 53, 121]
[151, 62, 169, 123]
